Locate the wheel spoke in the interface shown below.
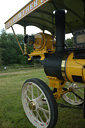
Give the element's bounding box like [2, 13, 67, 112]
[75, 86, 85, 89]
[37, 87, 40, 97]
[36, 93, 43, 101]
[27, 88, 32, 94]
[38, 106, 49, 114]
[43, 111, 49, 121]
[74, 95, 77, 102]
[77, 89, 84, 95]
[69, 92, 72, 99]
[31, 85, 36, 99]
[26, 95, 31, 102]
[36, 111, 43, 122]
[31, 85, 34, 99]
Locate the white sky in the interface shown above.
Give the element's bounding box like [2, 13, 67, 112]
[0, 0, 72, 39]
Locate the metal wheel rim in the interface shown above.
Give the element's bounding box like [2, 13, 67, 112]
[22, 81, 51, 128]
[62, 82, 84, 105]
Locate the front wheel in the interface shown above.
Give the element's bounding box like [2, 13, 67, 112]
[22, 78, 58, 128]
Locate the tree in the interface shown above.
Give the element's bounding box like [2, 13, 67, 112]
[0, 48, 4, 66]
[66, 37, 73, 48]
[0, 29, 33, 65]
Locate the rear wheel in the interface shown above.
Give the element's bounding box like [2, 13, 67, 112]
[22, 78, 58, 128]
[62, 82, 84, 105]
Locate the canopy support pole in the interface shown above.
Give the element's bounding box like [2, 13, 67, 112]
[24, 26, 26, 35]
[24, 26, 28, 55]
[11, 26, 24, 54]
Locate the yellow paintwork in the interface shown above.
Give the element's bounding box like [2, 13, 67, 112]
[28, 49, 47, 60]
[66, 52, 85, 83]
[33, 33, 56, 51]
[83, 69, 85, 82]
[34, 33, 44, 50]
[47, 76, 69, 99]
[28, 33, 56, 60]
[24, 44, 28, 55]
[5, 0, 49, 29]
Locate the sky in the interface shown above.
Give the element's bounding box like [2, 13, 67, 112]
[0, 0, 72, 39]
[0, 0, 42, 35]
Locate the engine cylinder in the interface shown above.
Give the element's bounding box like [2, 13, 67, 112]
[34, 33, 56, 51]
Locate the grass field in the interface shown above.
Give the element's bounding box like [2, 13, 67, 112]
[0, 68, 85, 128]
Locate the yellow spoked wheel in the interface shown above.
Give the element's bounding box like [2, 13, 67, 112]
[62, 82, 84, 105]
[22, 78, 58, 128]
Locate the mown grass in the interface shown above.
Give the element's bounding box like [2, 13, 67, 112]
[0, 68, 85, 128]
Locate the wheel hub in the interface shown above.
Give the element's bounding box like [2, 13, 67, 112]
[29, 101, 36, 110]
[69, 84, 77, 92]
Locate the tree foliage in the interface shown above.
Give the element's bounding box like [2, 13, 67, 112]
[0, 29, 32, 65]
[66, 37, 73, 48]
[0, 47, 4, 66]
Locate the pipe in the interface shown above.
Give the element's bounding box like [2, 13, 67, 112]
[55, 10, 65, 52]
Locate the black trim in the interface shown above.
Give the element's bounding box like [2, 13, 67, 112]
[72, 75, 83, 83]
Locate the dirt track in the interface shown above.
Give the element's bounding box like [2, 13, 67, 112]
[0, 69, 43, 76]
[0, 70, 32, 76]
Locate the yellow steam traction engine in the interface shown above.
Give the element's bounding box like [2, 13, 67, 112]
[5, 0, 85, 128]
